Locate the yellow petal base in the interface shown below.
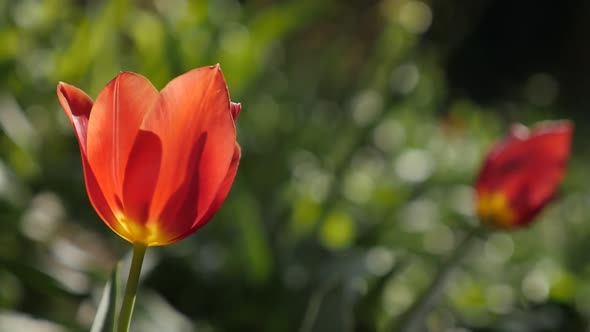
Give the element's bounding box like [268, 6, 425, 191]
[477, 191, 516, 228]
[110, 214, 174, 246]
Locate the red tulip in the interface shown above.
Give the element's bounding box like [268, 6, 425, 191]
[57, 65, 241, 246]
[475, 120, 572, 229]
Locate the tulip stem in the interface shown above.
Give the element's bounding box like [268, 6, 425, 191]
[117, 242, 147, 332]
[394, 226, 484, 332]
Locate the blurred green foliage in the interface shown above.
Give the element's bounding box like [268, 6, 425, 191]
[0, 0, 588, 331]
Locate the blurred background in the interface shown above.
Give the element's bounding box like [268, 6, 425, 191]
[0, 0, 589, 331]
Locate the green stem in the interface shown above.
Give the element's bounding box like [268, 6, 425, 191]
[117, 242, 147, 332]
[394, 227, 484, 332]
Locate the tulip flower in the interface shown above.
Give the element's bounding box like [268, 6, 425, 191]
[397, 120, 573, 332]
[57, 65, 241, 332]
[475, 120, 572, 229]
[57, 64, 240, 246]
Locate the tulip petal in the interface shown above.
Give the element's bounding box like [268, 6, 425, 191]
[509, 124, 571, 225]
[122, 130, 162, 224]
[80, 155, 119, 233]
[197, 143, 241, 227]
[57, 83, 93, 152]
[165, 143, 241, 244]
[476, 121, 572, 227]
[477, 122, 572, 192]
[142, 65, 236, 230]
[86, 72, 159, 215]
[57, 83, 117, 227]
[230, 102, 241, 120]
[156, 133, 207, 241]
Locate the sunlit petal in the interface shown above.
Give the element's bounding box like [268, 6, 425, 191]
[86, 72, 159, 216]
[57, 83, 117, 227]
[143, 65, 236, 231]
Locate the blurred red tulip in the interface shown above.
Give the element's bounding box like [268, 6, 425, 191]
[475, 120, 572, 229]
[58, 65, 241, 246]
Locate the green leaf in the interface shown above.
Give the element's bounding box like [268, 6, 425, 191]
[232, 192, 273, 285]
[91, 265, 119, 332]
